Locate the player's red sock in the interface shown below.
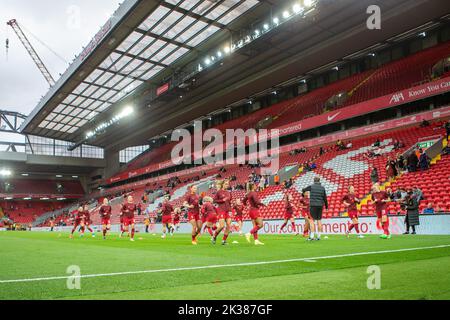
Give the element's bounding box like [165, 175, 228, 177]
[103, 229, 107, 237]
[250, 226, 261, 240]
[192, 234, 196, 241]
[223, 233, 229, 241]
[354, 223, 360, 234]
[348, 224, 355, 232]
[291, 222, 296, 233]
[131, 228, 135, 239]
[80, 227, 85, 234]
[87, 227, 93, 233]
[71, 228, 75, 234]
[280, 223, 287, 231]
[212, 225, 217, 232]
[207, 227, 213, 236]
[383, 221, 390, 235]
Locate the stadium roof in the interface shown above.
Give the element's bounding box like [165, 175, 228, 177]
[21, 0, 450, 153]
[21, 0, 261, 140]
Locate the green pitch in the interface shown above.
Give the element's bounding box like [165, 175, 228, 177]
[0, 231, 450, 300]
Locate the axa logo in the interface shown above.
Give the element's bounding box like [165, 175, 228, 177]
[389, 93, 405, 104]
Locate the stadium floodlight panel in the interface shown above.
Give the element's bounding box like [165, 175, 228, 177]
[304, 0, 313, 7]
[273, 17, 280, 24]
[0, 169, 12, 176]
[283, 11, 290, 18]
[293, 4, 303, 13]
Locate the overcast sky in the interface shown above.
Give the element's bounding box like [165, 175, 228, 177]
[0, 0, 122, 116]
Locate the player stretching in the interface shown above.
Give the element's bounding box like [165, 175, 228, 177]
[233, 199, 244, 236]
[279, 193, 299, 235]
[244, 183, 266, 245]
[80, 204, 95, 238]
[343, 186, 364, 238]
[160, 196, 174, 238]
[99, 198, 112, 240]
[371, 184, 391, 239]
[184, 185, 202, 245]
[213, 180, 232, 245]
[201, 196, 218, 244]
[121, 196, 137, 241]
[69, 206, 84, 239]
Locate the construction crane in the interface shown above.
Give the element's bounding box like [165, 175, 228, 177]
[6, 19, 56, 87]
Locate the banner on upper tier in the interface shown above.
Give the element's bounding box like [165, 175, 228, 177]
[27, 214, 450, 235]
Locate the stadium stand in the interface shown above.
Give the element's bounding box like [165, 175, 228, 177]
[118, 42, 450, 175]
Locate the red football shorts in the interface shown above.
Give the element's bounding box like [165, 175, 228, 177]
[348, 210, 358, 219]
[122, 217, 135, 226]
[101, 218, 111, 225]
[249, 208, 260, 220]
[206, 213, 218, 224]
[162, 215, 172, 225]
[234, 215, 243, 222]
[188, 212, 200, 221]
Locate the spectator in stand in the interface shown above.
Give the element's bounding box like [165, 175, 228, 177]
[336, 140, 345, 150]
[418, 150, 430, 171]
[444, 120, 450, 140]
[403, 191, 419, 234]
[407, 151, 419, 172]
[422, 203, 435, 214]
[396, 153, 406, 172]
[346, 141, 353, 149]
[420, 119, 430, 127]
[259, 176, 266, 191]
[413, 186, 424, 201]
[386, 157, 398, 180]
[370, 167, 379, 184]
[373, 138, 381, 147]
[319, 147, 324, 156]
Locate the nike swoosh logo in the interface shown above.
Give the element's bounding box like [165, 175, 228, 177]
[327, 112, 341, 121]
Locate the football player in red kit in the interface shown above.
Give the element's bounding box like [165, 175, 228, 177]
[121, 195, 137, 241]
[371, 184, 391, 239]
[70, 206, 84, 239]
[160, 196, 174, 238]
[299, 192, 311, 237]
[233, 198, 244, 236]
[99, 198, 112, 239]
[213, 180, 233, 245]
[279, 193, 299, 235]
[80, 204, 95, 238]
[243, 183, 266, 245]
[201, 196, 218, 243]
[183, 185, 202, 245]
[343, 186, 364, 238]
[173, 207, 182, 232]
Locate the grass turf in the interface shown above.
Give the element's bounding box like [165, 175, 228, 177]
[0, 231, 449, 300]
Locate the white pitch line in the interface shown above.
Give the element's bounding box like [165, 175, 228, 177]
[1, 244, 449, 284]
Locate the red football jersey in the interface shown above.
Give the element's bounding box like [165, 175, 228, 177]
[99, 205, 112, 219]
[372, 191, 389, 212]
[185, 194, 200, 213]
[342, 194, 359, 211]
[202, 202, 217, 216]
[161, 202, 173, 216]
[214, 190, 232, 212]
[122, 203, 136, 218]
[243, 191, 263, 210]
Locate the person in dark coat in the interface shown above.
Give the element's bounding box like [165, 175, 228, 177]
[370, 167, 379, 184]
[403, 192, 420, 234]
[418, 151, 430, 170]
[302, 177, 328, 241]
[407, 152, 418, 172]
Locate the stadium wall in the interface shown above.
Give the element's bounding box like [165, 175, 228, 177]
[18, 214, 450, 235]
